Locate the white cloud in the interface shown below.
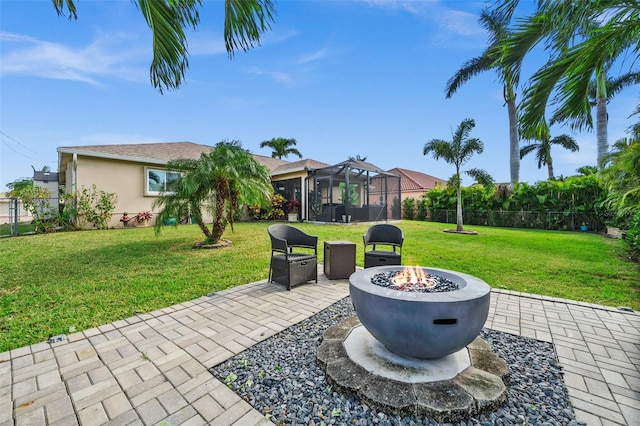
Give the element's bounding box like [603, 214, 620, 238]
[0, 31, 148, 85]
[363, 0, 438, 15]
[362, 0, 485, 46]
[244, 67, 294, 84]
[187, 32, 227, 56]
[296, 47, 332, 65]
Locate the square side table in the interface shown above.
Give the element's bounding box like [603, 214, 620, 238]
[324, 240, 356, 280]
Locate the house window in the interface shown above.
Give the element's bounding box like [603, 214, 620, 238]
[145, 167, 180, 196]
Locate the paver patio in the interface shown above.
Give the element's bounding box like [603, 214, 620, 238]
[1, 266, 638, 425]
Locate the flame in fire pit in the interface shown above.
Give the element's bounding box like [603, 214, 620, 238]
[391, 266, 438, 290]
[370, 267, 460, 292]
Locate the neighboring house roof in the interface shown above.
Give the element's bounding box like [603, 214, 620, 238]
[272, 158, 330, 176]
[33, 171, 59, 182]
[251, 154, 289, 172]
[388, 168, 447, 192]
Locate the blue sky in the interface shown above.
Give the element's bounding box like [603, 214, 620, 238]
[1, 0, 638, 191]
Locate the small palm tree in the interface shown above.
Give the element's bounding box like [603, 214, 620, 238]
[519, 124, 579, 180]
[153, 140, 273, 244]
[423, 118, 489, 232]
[259, 137, 303, 159]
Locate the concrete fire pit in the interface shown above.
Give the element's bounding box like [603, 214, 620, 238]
[349, 266, 491, 359]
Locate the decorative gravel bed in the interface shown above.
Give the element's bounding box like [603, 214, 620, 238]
[210, 297, 580, 426]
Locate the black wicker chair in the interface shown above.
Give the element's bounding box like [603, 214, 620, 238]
[363, 224, 404, 268]
[268, 224, 318, 290]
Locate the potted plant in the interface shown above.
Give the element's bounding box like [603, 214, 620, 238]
[287, 199, 300, 222]
[134, 211, 153, 226]
[580, 222, 588, 232]
[120, 212, 130, 227]
[339, 182, 359, 223]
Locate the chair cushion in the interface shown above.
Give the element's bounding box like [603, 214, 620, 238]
[365, 250, 401, 258]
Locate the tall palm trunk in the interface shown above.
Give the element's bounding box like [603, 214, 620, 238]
[456, 180, 464, 232]
[505, 85, 519, 183]
[547, 159, 555, 180]
[596, 68, 608, 169]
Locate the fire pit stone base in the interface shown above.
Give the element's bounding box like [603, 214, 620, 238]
[318, 316, 509, 423]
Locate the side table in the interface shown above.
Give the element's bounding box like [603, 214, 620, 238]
[324, 240, 356, 279]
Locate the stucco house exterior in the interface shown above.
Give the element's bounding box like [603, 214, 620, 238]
[57, 142, 328, 228]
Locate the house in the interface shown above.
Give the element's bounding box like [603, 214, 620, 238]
[57, 142, 443, 228]
[57, 142, 329, 227]
[388, 167, 447, 202]
[33, 170, 59, 214]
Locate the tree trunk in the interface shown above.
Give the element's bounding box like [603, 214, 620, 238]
[596, 68, 608, 169]
[506, 85, 519, 183]
[456, 184, 464, 232]
[547, 160, 554, 180]
[210, 184, 228, 243]
[596, 98, 608, 169]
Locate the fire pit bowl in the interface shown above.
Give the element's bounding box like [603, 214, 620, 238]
[349, 266, 490, 359]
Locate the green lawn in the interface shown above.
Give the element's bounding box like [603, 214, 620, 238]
[1, 221, 638, 352]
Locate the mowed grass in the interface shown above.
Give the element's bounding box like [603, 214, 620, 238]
[1, 221, 638, 352]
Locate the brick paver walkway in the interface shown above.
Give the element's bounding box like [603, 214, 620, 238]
[1, 268, 638, 425]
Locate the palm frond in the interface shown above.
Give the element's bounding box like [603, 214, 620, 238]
[136, 0, 201, 94]
[224, 0, 276, 58]
[445, 55, 494, 98]
[52, 0, 77, 19]
[466, 168, 494, 187]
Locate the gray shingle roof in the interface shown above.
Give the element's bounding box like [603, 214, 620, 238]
[57, 142, 330, 174]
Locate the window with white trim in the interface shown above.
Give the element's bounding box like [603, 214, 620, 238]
[145, 167, 180, 196]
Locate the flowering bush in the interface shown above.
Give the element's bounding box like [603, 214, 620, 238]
[248, 193, 285, 220]
[287, 199, 300, 213]
[135, 211, 153, 222]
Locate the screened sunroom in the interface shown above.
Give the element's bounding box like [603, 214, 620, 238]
[307, 159, 401, 223]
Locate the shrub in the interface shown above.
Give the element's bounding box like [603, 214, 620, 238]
[624, 211, 640, 260]
[402, 198, 416, 220]
[249, 193, 285, 220]
[75, 185, 118, 229]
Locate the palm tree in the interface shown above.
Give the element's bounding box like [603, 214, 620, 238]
[153, 140, 273, 244]
[52, 0, 276, 93]
[423, 118, 488, 232]
[549, 56, 639, 169]
[259, 137, 302, 159]
[519, 124, 579, 180]
[600, 135, 640, 218]
[445, 7, 521, 183]
[576, 165, 598, 176]
[497, 0, 640, 168]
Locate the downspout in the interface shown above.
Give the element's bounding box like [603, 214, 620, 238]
[72, 153, 77, 194]
[72, 153, 78, 223]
